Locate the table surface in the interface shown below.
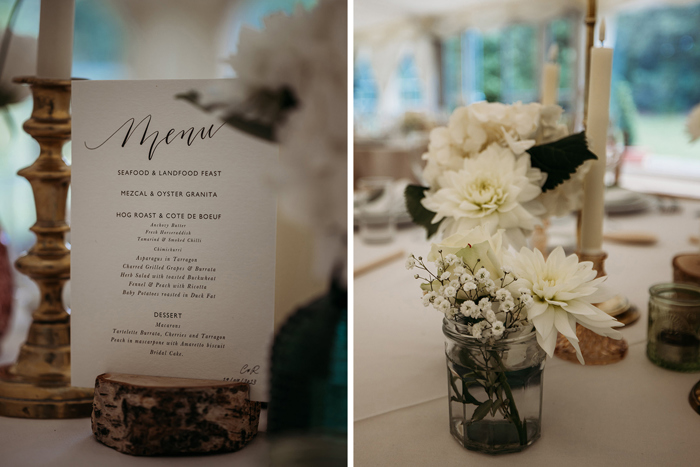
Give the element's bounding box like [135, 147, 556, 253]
[354, 199, 700, 466]
[0, 301, 270, 466]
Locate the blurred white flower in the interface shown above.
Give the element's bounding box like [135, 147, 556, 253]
[427, 225, 505, 266]
[508, 246, 623, 364]
[421, 102, 567, 188]
[445, 254, 459, 265]
[491, 321, 505, 337]
[475, 268, 490, 281]
[405, 256, 416, 270]
[460, 300, 479, 318]
[495, 288, 511, 302]
[539, 159, 593, 217]
[198, 1, 346, 283]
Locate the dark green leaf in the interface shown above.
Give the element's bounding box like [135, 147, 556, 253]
[526, 131, 597, 192]
[471, 400, 493, 422]
[448, 373, 462, 398]
[461, 380, 482, 405]
[404, 185, 442, 239]
[491, 398, 503, 417]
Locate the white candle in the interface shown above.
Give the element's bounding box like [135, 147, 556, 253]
[580, 19, 613, 255]
[541, 44, 560, 106]
[36, 0, 75, 79]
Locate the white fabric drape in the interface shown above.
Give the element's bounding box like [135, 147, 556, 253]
[355, 0, 700, 114]
[356, 0, 700, 33]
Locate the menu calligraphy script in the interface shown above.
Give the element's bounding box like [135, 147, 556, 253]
[70, 80, 277, 401]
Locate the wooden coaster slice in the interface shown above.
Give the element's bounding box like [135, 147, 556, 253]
[92, 373, 261, 456]
[673, 254, 700, 287]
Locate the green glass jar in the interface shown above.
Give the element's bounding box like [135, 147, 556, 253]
[647, 283, 700, 372]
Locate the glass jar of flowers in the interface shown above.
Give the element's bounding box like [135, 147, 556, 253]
[407, 227, 623, 453]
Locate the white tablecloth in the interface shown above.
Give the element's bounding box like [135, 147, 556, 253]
[354, 200, 700, 466]
[0, 304, 269, 466]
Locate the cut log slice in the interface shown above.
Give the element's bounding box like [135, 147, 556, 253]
[92, 373, 262, 456]
[673, 254, 700, 287]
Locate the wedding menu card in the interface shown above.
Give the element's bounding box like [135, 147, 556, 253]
[71, 80, 277, 401]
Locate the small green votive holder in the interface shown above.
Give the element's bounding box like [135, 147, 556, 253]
[647, 283, 700, 372]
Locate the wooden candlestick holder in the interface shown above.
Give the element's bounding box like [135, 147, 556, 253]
[0, 76, 93, 418]
[554, 251, 630, 365]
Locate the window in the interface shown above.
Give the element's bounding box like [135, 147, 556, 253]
[396, 55, 423, 110]
[353, 58, 378, 117]
[614, 4, 700, 157]
[613, 3, 700, 193]
[440, 13, 580, 113]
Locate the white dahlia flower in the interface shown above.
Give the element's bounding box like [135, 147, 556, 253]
[421, 144, 546, 247]
[509, 246, 623, 364]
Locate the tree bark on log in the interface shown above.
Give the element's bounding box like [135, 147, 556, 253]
[92, 373, 261, 456]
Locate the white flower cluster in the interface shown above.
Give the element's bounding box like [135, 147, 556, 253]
[419, 102, 586, 246]
[421, 102, 568, 189]
[411, 230, 624, 364]
[408, 251, 533, 342]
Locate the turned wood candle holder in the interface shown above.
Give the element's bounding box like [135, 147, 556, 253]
[0, 76, 93, 418]
[554, 251, 630, 365]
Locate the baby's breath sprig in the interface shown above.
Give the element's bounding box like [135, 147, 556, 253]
[408, 251, 534, 341]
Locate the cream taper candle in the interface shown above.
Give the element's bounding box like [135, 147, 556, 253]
[580, 19, 613, 255]
[541, 44, 560, 106]
[36, 0, 75, 79]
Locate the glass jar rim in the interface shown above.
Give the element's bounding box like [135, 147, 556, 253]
[649, 282, 700, 307]
[442, 318, 538, 347]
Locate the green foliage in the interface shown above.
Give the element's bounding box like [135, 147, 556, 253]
[613, 81, 638, 146]
[526, 132, 597, 192]
[504, 25, 537, 92]
[404, 185, 442, 239]
[549, 16, 577, 112]
[615, 4, 700, 113]
[482, 33, 501, 102]
[471, 400, 493, 422]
